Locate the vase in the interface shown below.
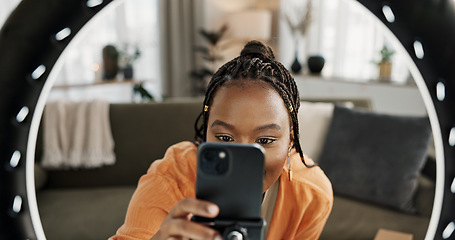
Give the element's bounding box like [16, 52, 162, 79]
[379, 61, 392, 82]
[308, 55, 325, 74]
[291, 51, 302, 73]
[102, 45, 119, 80]
[123, 64, 134, 79]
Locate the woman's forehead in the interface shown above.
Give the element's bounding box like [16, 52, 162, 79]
[214, 82, 279, 102]
[221, 78, 274, 89]
[210, 83, 290, 121]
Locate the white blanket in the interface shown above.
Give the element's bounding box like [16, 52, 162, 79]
[41, 99, 115, 169]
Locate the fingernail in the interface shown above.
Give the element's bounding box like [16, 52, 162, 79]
[207, 205, 218, 215]
[214, 234, 222, 240]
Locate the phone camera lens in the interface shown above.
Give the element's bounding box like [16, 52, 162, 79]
[215, 161, 228, 174]
[204, 150, 217, 162]
[201, 148, 229, 175]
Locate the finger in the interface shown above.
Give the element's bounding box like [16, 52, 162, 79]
[170, 198, 219, 219]
[165, 218, 221, 240]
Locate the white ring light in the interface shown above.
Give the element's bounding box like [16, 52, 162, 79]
[0, 0, 454, 239]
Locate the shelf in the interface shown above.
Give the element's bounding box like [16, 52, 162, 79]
[294, 74, 417, 88]
[294, 74, 426, 116]
[52, 79, 143, 89]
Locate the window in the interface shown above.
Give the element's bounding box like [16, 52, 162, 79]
[0, 0, 162, 103]
[279, 0, 410, 84]
[50, 0, 161, 102]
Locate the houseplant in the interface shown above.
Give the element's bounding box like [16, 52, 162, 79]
[377, 45, 395, 81]
[190, 24, 228, 96]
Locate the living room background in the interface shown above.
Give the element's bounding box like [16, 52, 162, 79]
[0, 1, 438, 239]
[1, 0, 414, 103]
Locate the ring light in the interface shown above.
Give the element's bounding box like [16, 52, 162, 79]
[0, 0, 453, 239]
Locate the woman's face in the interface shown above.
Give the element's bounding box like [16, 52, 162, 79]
[206, 80, 293, 193]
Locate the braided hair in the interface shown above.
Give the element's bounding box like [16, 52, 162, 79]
[194, 40, 313, 167]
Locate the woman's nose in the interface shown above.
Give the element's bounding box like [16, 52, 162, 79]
[236, 137, 255, 144]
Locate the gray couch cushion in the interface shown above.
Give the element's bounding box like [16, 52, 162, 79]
[320, 195, 430, 240]
[37, 186, 135, 240]
[318, 106, 432, 213]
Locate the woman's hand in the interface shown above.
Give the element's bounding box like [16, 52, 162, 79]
[151, 198, 222, 240]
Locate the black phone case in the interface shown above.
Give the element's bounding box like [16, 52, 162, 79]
[195, 142, 265, 220]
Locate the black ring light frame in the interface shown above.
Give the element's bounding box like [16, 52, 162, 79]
[0, 0, 453, 239]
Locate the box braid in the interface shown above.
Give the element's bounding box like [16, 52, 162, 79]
[194, 40, 314, 168]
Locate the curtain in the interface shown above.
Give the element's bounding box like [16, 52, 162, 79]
[159, 0, 199, 98]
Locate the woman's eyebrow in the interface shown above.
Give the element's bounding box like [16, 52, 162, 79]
[211, 120, 235, 129]
[254, 124, 281, 131]
[211, 120, 281, 131]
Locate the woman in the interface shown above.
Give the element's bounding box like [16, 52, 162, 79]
[111, 41, 333, 240]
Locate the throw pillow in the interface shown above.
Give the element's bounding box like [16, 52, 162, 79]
[298, 101, 335, 163]
[318, 105, 432, 213]
[298, 101, 355, 163]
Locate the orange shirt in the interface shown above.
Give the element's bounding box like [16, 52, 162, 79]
[111, 141, 333, 240]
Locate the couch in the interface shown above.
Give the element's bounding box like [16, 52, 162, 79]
[34, 98, 435, 240]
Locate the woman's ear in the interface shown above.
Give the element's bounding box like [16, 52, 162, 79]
[289, 128, 295, 149]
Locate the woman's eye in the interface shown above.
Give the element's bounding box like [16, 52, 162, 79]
[256, 138, 276, 145]
[216, 135, 234, 142]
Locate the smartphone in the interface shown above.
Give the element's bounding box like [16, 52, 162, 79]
[195, 142, 265, 221]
